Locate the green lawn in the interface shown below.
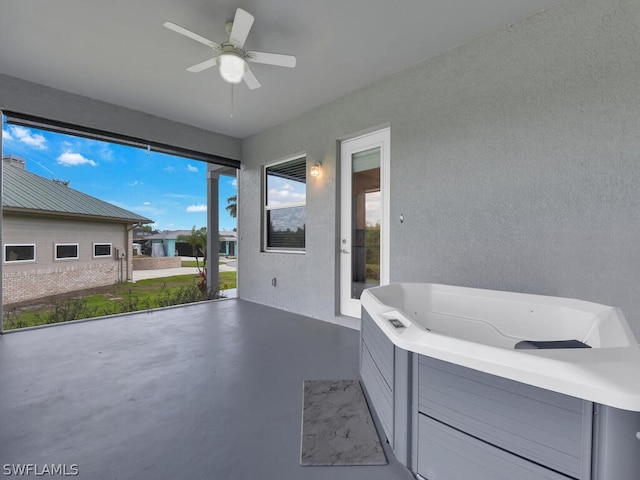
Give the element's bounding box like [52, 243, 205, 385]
[3, 272, 236, 331]
[181, 260, 206, 267]
[181, 260, 232, 267]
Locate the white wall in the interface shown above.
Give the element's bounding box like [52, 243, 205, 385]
[238, 0, 640, 339]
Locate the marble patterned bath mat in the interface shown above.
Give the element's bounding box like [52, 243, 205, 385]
[300, 379, 387, 466]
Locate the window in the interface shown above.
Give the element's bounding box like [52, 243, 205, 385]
[264, 156, 306, 251]
[93, 243, 112, 257]
[4, 244, 36, 263]
[55, 243, 79, 260]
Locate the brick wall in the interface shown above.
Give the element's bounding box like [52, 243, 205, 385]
[132, 256, 182, 270]
[3, 262, 120, 305]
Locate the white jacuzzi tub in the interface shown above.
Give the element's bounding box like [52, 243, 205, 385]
[361, 283, 640, 411]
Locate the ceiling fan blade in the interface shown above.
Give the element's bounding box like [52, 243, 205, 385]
[246, 51, 296, 68]
[229, 8, 254, 48]
[163, 21, 221, 50]
[186, 57, 219, 73]
[243, 67, 261, 90]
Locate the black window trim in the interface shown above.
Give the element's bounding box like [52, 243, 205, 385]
[263, 154, 307, 253]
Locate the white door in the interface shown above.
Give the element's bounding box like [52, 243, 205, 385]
[340, 128, 390, 317]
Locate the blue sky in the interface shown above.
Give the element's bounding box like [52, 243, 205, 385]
[2, 122, 237, 231]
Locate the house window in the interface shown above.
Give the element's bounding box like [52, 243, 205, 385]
[55, 243, 79, 260]
[94, 243, 112, 257]
[264, 156, 306, 251]
[4, 244, 36, 263]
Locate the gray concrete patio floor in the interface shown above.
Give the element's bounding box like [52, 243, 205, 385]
[0, 299, 414, 480]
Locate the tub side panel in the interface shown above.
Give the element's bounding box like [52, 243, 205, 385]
[361, 309, 394, 388]
[417, 415, 571, 480]
[592, 405, 640, 480]
[418, 355, 585, 478]
[361, 344, 394, 444]
[360, 309, 395, 445]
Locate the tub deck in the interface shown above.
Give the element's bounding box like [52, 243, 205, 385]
[361, 283, 640, 411]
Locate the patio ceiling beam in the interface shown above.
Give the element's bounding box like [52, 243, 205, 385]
[4, 111, 240, 169]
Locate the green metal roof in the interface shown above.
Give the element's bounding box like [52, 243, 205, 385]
[3, 163, 152, 224]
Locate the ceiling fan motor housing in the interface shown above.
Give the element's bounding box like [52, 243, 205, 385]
[218, 43, 247, 83]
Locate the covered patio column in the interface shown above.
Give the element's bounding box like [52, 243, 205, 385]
[206, 167, 220, 296]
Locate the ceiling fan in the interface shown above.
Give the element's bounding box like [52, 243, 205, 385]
[164, 8, 296, 89]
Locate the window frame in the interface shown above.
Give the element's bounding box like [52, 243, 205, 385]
[55, 243, 79, 261]
[93, 243, 113, 258]
[263, 154, 307, 253]
[4, 243, 36, 264]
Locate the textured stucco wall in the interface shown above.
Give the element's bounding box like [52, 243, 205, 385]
[239, 0, 640, 339]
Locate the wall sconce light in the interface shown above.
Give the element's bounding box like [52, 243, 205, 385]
[310, 162, 322, 178]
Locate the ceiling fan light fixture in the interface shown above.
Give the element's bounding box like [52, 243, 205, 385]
[219, 53, 247, 84]
[164, 8, 295, 90]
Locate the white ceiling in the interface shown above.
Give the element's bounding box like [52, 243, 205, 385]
[0, 0, 559, 139]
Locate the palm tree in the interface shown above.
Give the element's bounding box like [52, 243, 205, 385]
[226, 195, 237, 218]
[177, 226, 208, 294]
[177, 226, 207, 269]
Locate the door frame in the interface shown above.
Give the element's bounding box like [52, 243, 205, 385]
[339, 127, 390, 318]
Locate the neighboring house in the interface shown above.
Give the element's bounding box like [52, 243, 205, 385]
[2, 155, 152, 305]
[140, 229, 237, 257]
[219, 230, 237, 257]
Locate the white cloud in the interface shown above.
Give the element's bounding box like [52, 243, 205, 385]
[57, 152, 98, 167]
[164, 165, 176, 173]
[2, 129, 14, 141]
[135, 204, 164, 216]
[127, 180, 143, 187]
[365, 191, 381, 226]
[186, 204, 207, 213]
[187, 164, 198, 173]
[9, 126, 47, 150]
[230, 178, 237, 187]
[112, 201, 163, 217]
[99, 144, 114, 161]
[267, 188, 306, 205]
